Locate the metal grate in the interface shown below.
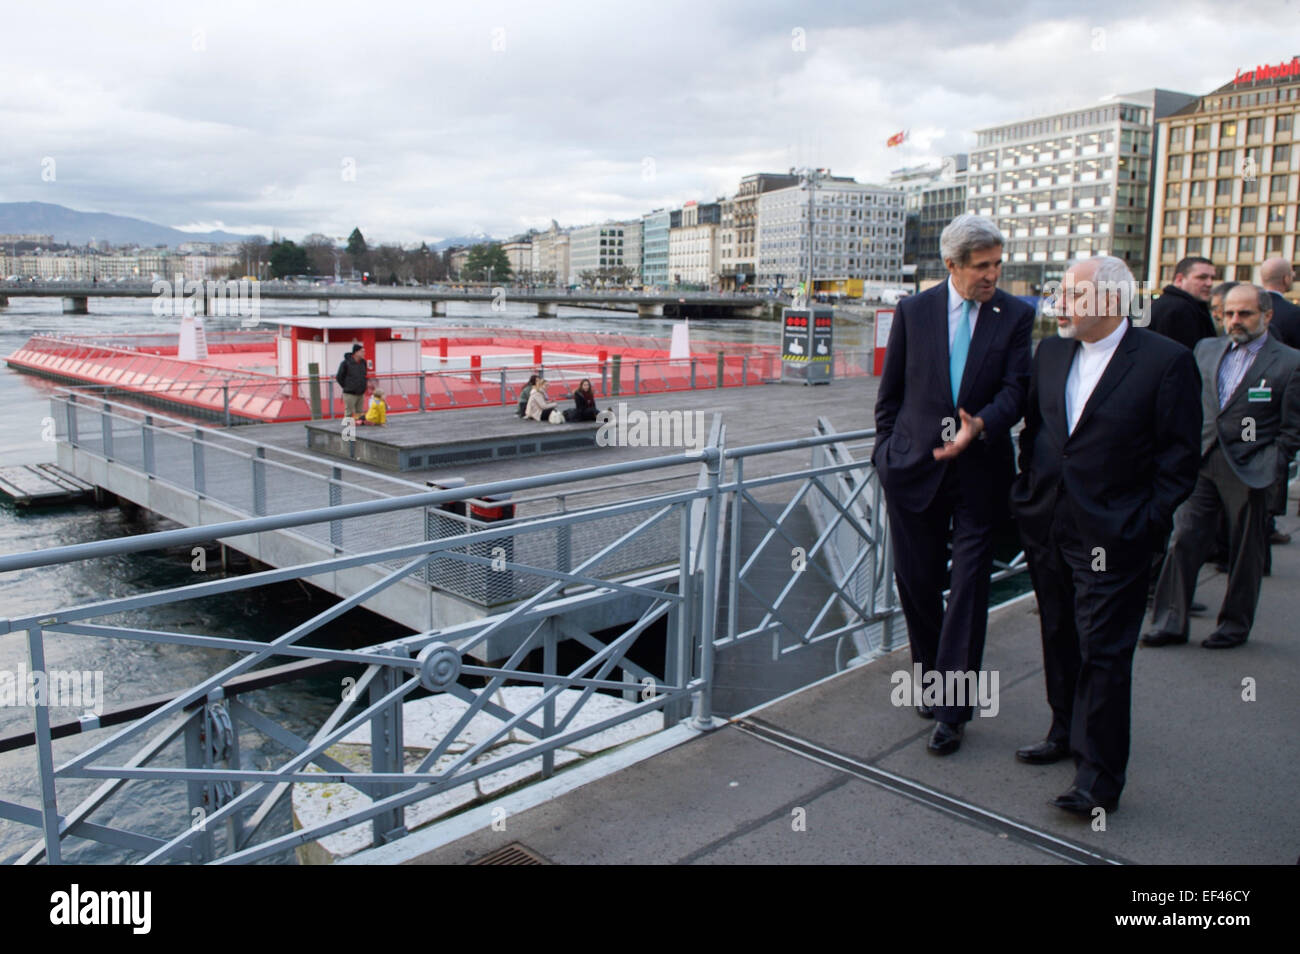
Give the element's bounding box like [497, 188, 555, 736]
[469, 842, 550, 865]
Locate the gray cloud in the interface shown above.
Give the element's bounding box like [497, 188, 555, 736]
[0, 0, 1289, 243]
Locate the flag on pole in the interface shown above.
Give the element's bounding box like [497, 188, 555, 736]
[886, 130, 907, 148]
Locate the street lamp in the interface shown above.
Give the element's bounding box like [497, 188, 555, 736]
[798, 167, 825, 308]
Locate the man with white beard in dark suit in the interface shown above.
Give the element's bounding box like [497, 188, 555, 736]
[1010, 256, 1201, 816]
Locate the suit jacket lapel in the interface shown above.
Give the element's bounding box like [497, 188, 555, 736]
[1050, 337, 1079, 441]
[932, 286, 954, 407]
[956, 296, 998, 410]
[1067, 322, 1137, 441]
[1222, 337, 1281, 416]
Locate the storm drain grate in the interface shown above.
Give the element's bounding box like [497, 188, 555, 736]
[469, 842, 550, 865]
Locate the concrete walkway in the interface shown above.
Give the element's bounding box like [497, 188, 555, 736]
[356, 514, 1299, 865]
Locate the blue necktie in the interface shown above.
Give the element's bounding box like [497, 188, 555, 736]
[950, 298, 972, 407]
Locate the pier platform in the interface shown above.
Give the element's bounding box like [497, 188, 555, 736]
[304, 410, 600, 471]
[0, 464, 95, 507]
[350, 524, 1300, 866]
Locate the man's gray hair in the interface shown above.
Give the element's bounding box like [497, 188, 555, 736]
[1226, 282, 1274, 314]
[1066, 255, 1137, 318]
[940, 214, 1004, 266]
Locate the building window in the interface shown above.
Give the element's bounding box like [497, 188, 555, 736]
[1278, 114, 1294, 133]
[1195, 124, 1211, 143]
[1163, 210, 1179, 228]
[1270, 174, 1291, 199]
[1238, 236, 1256, 256]
[1218, 121, 1236, 141]
[1269, 205, 1287, 224]
[1215, 208, 1231, 226]
[1212, 236, 1228, 256]
[1193, 152, 1209, 172]
[1161, 238, 1177, 256]
[1273, 144, 1291, 165]
[1267, 234, 1286, 254]
[1240, 206, 1258, 227]
[1189, 209, 1206, 227]
[1215, 178, 1234, 198]
[1247, 117, 1264, 137]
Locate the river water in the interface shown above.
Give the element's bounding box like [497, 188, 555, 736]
[0, 294, 873, 864]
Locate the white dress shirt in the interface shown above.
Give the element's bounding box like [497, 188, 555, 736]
[947, 277, 979, 349]
[1065, 319, 1128, 435]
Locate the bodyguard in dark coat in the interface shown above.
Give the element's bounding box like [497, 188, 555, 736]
[1149, 256, 1217, 351]
[1145, 284, 1300, 649]
[872, 214, 1034, 754]
[1011, 256, 1201, 816]
[1261, 257, 1300, 350]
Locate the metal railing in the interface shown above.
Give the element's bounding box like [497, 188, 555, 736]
[0, 412, 1027, 864]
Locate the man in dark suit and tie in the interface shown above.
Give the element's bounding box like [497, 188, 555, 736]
[1261, 257, 1300, 350]
[1010, 256, 1201, 816]
[873, 214, 1034, 755]
[1144, 284, 1300, 649]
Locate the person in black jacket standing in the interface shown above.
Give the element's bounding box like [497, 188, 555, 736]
[1010, 256, 1201, 817]
[1261, 257, 1300, 350]
[1149, 257, 1217, 351]
[336, 344, 368, 419]
[872, 214, 1034, 755]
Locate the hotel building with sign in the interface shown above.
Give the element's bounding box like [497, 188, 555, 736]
[966, 89, 1195, 292]
[1147, 57, 1300, 287]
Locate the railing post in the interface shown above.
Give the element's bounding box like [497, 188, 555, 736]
[418, 372, 425, 413]
[499, 369, 507, 406]
[192, 429, 206, 495]
[634, 361, 640, 395]
[222, 381, 231, 427]
[329, 466, 343, 551]
[65, 393, 78, 446]
[692, 440, 723, 729]
[100, 399, 113, 460]
[716, 351, 724, 388]
[327, 379, 335, 419]
[690, 358, 697, 390]
[727, 456, 743, 644]
[556, 494, 571, 593]
[184, 708, 216, 864]
[252, 447, 266, 516]
[142, 414, 155, 475]
[26, 626, 62, 865]
[542, 622, 556, 779]
[370, 647, 408, 846]
[742, 355, 749, 387]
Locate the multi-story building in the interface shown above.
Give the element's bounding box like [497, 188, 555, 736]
[1148, 57, 1300, 286]
[449, 248, 470, 279]
[668, 201, 721, 287]
[0, 250, 238, 281]
[640, 210, 670, 288]
[501, 240, 532, 278]
[889, 155, 968, 284]
[528, 222, 570, 287]
[756, 174, 906, 294]
[567, 219, 641, 285]
[967, 89, 1195, 292]
[718, 172, 801, 291]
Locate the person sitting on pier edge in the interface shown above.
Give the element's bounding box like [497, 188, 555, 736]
[525, 377, 558, 421]
[336, 344, 368, 420]
[568, 378, 598, 422]
[363, 388, 388, 426]
[517, 374, 539, 417]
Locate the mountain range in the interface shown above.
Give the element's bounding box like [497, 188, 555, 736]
[0, 202, 502, 250]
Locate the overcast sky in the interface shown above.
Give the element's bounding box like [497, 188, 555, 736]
[0, 0, 1294, 245]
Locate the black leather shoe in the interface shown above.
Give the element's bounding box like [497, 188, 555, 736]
[1016, 739, 1069, 764]
[1140, 630, 1188, 647]
[1270, 530, 1291, 545]
[1188, 601, 1207, 616]
[916, 704, 935, 720]
[1202, 631, 1247, 649]
[1052, 786, 1118, 816]
[926, 721, 963, 756]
